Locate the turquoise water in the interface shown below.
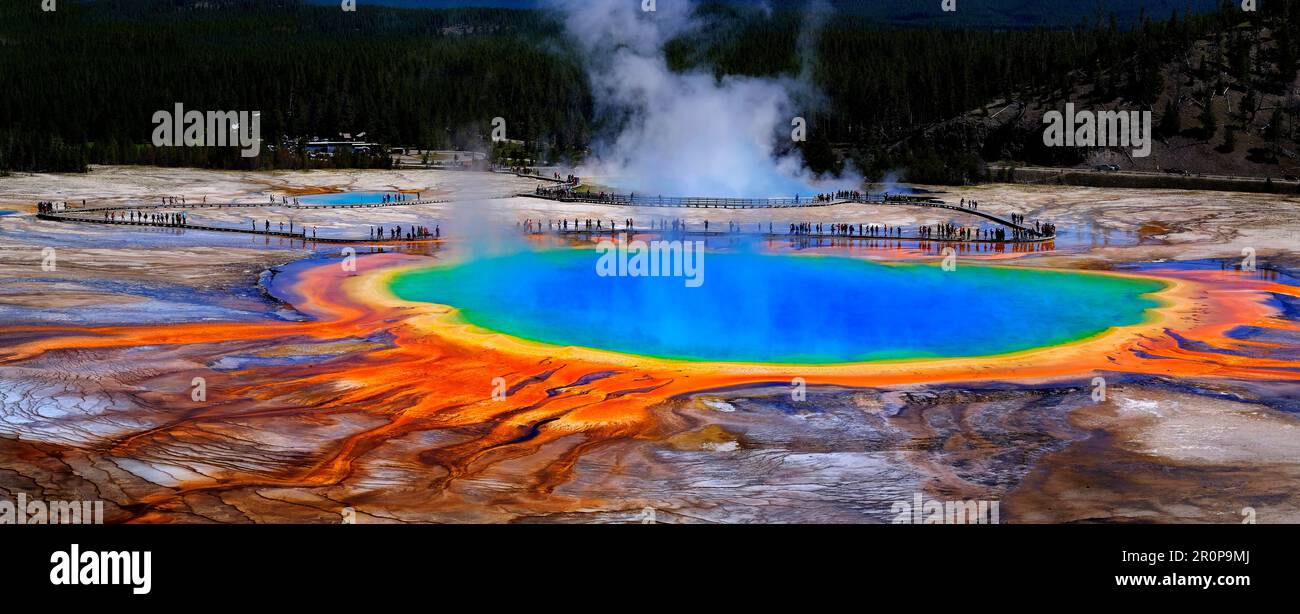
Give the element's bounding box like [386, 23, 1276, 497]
[389, 250, 1166, 363]
[298, 192, 412, 205]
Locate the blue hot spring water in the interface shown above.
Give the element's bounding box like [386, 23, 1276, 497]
[297, 192, 412, 205]
[388, 250, 1166, 363]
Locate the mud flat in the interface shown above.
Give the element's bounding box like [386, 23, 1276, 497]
[0, 166, 1297, 523]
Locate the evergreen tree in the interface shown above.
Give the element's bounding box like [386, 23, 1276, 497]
[1160, 99, 1183, 137]
[1200, 101, 1218, 140]
[1218, 126, 1236, 153]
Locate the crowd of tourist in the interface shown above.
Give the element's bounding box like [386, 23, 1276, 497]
[518, 213, 1055, 243]
[790, 222, 901, 237]
[371, 225, 439, 240]
[101, 209, 189, 226]
[527, 218, 639, 232]
[812, 190, 866, 203]
[510, 167, 579, 185]
[38, 184, 1058, 249]
[373, 192, 419, 204]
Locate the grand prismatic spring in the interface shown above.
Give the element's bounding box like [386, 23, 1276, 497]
[4, 0, 1300, 535]
[1, 168, 1298, 525]
[389, 251, 1167, 363]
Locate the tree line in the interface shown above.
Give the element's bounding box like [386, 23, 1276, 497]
[672, 0, 1298, 183]
[0, 0, 591, 172]
[2, 0, 1296, 183]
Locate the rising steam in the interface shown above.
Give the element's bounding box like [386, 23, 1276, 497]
[549, 0, 856, 198]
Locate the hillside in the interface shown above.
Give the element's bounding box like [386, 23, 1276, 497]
[887, 6, 1300, 184]
[3, 0, 1289, 183]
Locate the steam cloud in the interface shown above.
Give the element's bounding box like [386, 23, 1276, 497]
[549, 0, 856, 198]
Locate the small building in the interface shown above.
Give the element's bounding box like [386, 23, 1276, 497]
[303, 140, 381, 157]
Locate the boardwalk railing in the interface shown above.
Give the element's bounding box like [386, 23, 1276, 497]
[494, 169, 576, 184]
[525, 192, 883, 208]
[36, 212, 440, 244]
[52, 198, 450, 214]
[525, 190, 1052, 237]
[33, 183, 1053, 243]
[545, 227, 1054, 244]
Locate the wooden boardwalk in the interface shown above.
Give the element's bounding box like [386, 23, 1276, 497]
[55, 197, 450, 214]
[37, 213, 438, 244]
[522, 192, 841, 209]
[525, 192, 1051, 238]
[34, 192, 464, 243]
[543, 228, 1053, 244]
[32, 176, 1053, 245]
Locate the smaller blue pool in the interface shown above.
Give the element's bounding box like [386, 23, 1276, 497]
[296, 192, 415, 206]
[0, 210, 17, 216]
